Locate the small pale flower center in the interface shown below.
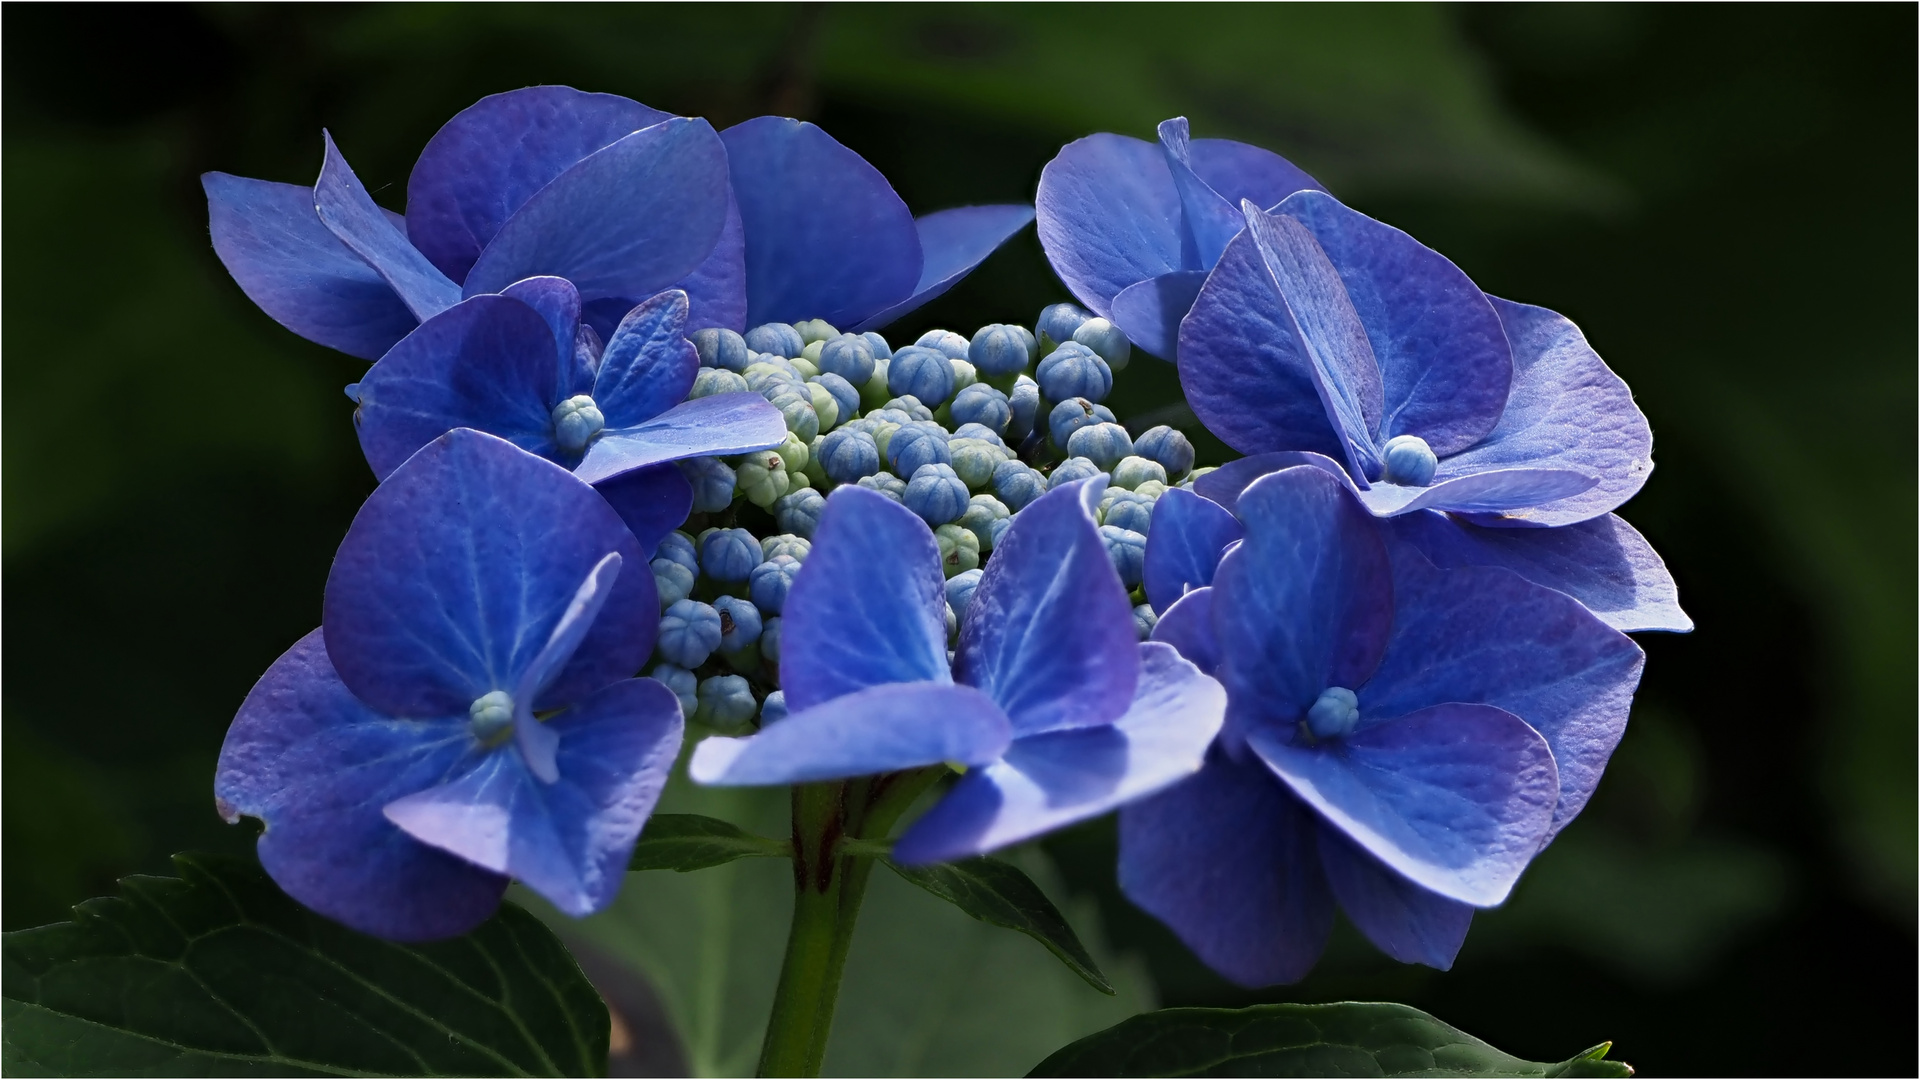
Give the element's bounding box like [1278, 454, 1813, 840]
[552, 394, 605, 453]
[1305, 686, 1360, 741]
[469, 689, 515, 745]
[1380, 434, 1438, 487]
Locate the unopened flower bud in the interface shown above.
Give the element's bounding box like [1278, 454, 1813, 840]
[696, 674, 758, 732]
[679, 457, 737, 513]
[1050, 456, 1102, 488]
[652, 557, 695, 608]
[809, 373, 860, 429]
[774, 488, 826, 539]
[952, 422, 1008, 449]
[760, 616, 783, 663]
[1111, 455, 1168, 491]
[861, 331, 893, 359]
[691, 367, 751, 398]
[1132, 603, 1159, 641]
[991, 459, 1047, 510]
[1100, 490, 1155, 534]
[750, 555, 803, 615]
[857, 471, 907, 502]
[818, 334, 877, 385]
[551, 394, 605, 453]
[759, 690, 789, 725]
[1035, 302, 1093, 349]
[713, 594, 763, 652]
[1133, 425, 1196, 479]
[659, 599, 723, 668]
[1068, 422, 1134, 470]
[889, 423, 952, 478]
[1306, 686, 1360, 740]
[789, 355, 820, 380]
[969, 323, 1034, 377]
[1099, 525, 1147, 587]
[945, 568, 984, 620]
[794, 318, 839, 345]
[745, 322, 805, 359]
[767, 388, 820, 442]
[692, 327, 751, 372]
[915, 328, 971, 361]
[959, 494, 1010, 548]
[1072, 317, 1132, 371]
[805, 381, 839, 431]
[1380, 434, 1439, 487]
[949, 439, 1006, 489]
[887, 346, 957, 407]
[746, 362, 801, 396]
[735, 450, 791, 507]
[761, 533, 811, 562]
[883, 395, 933, 422]
[1037, 342, 1113, 403]
[651, 664, 699, 719]
[468, 689, 515, 744]
[934, 523, 981, 578]
[700, 527, 762, 581]
[950, 382, 1012, 435]
[859, 360, 893, 411]
[1007, 376, 1042, 442]
[819, 427, 882, 484]
[1048, 396, 1116, 449]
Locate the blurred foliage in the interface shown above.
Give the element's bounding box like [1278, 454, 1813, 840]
[2, 4, 1911, 1075]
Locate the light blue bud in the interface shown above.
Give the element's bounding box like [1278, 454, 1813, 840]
[794, 319, 839, 345]
[679, 457, 737, 513]
[988, 515, 1016, 548]
[651, 663, 699, 719]
[959, 494, 1010, 547]
[700, 527, 762, 581]
[904, 463, 970, 526]
[551, 394, 605, 453]
[861, 331, 893, 359]
[1133, 425, 1196, 478]
[713, 594, 763, 652]
[1111, 455, 1168, 491]
[1071, 316, 1132, 371]
[991, 459, 1047, 510]
[1007, 376, 1042, 441]
[887, 346, 957, 407]
[1380, 434, 1439, 487]
[760, 616, 783, 663]
[1306, 686, 1360, 740]
[696, 674, 758, 731]
[760, 690, 789, 725]
[1132, 603, 1159, 641]
[819, 427, 882, 483]
[950, 382, 1012, 435]
[651, 557, 695, 608]
[857, 471, 907, 502]
[945, 603, 959, 644]
[655, 530, 699, 572]
[1102, 491, 1155, 534]
[746, 362, 802, 396]
[761, 533, 812, 562]
[809, 372, 861, 428]
[1049, 397, 1109, 449]
[882, 396, 934, 422]
[945, 568, 984, 621]
[1050, 456, 1102, 488]
[659, 599, 723, 668]
[949, 358, 977, 394]
[1036, 302, 1094, 347]
[1099, 525, 1147, 587]
[817, 334, 877, 385]
[745, 322, 805, 358]
[1068, 422, 1134, 470]
[692, 327, 751, 371]
[1036, 342, 1113, 403]
[468, 689, 514, 744]
[952, 422, 1008, 449]
[915, 329, 971, 361]
[968, 323, 1034, 376]
[774, 488, 827, 538]
[691, 367, 750, 398]
[888, 423, 952, 478]
[750, 554, 803, 615]
[949, 439, 1005, 489]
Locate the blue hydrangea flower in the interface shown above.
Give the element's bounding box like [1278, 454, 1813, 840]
[688, 481, 1226, 863]
[1037, 116, 1322, 358]
[214, 430, 682, 940]
[1126, 465, 1645, 984]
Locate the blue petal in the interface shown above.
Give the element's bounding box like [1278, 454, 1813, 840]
[1187, 135, 1324, 213]
[385, 677, 683, 917]
[1317, 823, 1473, 969]
[893, 642, 1225, 863]
[853, 204, 1036, 332]
[1118, 752, 1332, 987]
[500, 276, 593, 403]
[324, 430, 652, 718]
[1386, 510, 1691, 634]
[779, 486, 951, 712]
[721, 116, 921, 328]
[1361, 547, 1646, 840]
[314, 133, 461, 322]
[572, 392, 788, 485]
[953, 478, 1140, 736]
[1035, 133, 1183, 316]
[1211, 467, 1394, 735]
[1157, 118, 1244, 270]
[464, 118, 731, 303]
[1190, 450, 1354, 514]
[1438, 298, 1655, 526]
[689, 682, 1012, 785]
[1149, 588, 1222, 676]
[202, 172, 415, 360]
[1109, 270, 1207, 360]
[1248, 702, 1558, 906]
[404, 86, 672, 284]
[214, 631, 508, 941]
[1177, 230, 1351, 464]
[671, 190, 748, 332]
[1143, 487, 1244, 612]
[1278, 191, 1510, 457]
[512, 553, 626, 783]
[592, 290, 698, 427]
[352, 295, 562, 480]
[593, 465, 695, 557]
[1352, 468, 1598, 518]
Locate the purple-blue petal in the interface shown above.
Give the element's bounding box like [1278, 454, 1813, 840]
[512, 553, 626, 783]
[671, 190, 748, 333]
[1437, 298, 1655, 526]
[1157, 118, 1246, 271]
[405, 86, 672, 284]
[1035, 133, 1183, 316]
[721, 116, 921, 328]
[314, 133, 461, 322]
[464, 118, 731, 303]
[953, 478, 1139, 736]
[592, 290, 698, 427]
[1190, 450, 1355, 514]
[500, 276, 593, 402]
[1149, 588, 1222, 676]
[323, 429, 651, 718]
[593, 466, 695, 556]
[1143, 486, 1244, 613]
[852, 204, 1035, 332]
[1187, 136, 1324, 214]
[1248, 702, 1558, 906]
[352, 295, 562, 481]
[572, 393, 788, 485]
[385, 677, 683, 917]
[214, 631, 508, 941]
[779, 486, 952, 711]
[1118, 752, 1332, 987]
[1386, 510, 1691, 634]
[1351, 468, 1598, 518]
[1278, 191, 1510, 457]
[893, 642, 1225, 864]
[1316, 823, 1473, 969]
[1361, 548, 1646, 840]
[203, 172, 415, 360]
[688, 682, 1012, 785]
[1108, 270, 1207, 360]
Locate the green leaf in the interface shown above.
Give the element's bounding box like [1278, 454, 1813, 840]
[629, 813, 790, 873]
[879, 855, 1114, 995]
[3, 852, 608, 1078]
[1027, 1001, 1633, 1078]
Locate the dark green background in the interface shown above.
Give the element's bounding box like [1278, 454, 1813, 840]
[4, 4, 1913, 1075]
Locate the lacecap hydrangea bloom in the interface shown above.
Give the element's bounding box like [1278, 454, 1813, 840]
[1128, 465, 1644, 984]
[688, 480, 1226, 862]
[214, 430, 683, 940]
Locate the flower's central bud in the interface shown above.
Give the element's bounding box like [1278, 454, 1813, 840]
[469, 690, 515, 745]
[1380, 434, 1438, 486]
[552, 395, 605, 453]
[1305, 686, 1359, 741]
